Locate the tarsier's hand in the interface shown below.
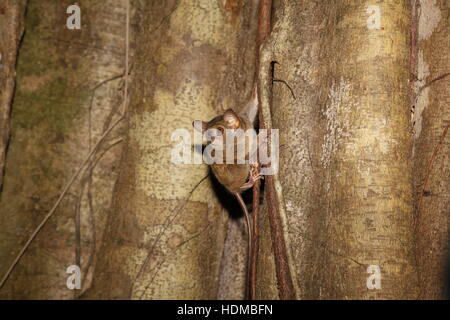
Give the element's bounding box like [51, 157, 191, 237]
[239, 164, 262, 192]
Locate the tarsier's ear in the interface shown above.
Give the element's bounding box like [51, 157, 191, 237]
[192, 120, 207, 132]
[223, 109, 240, 129]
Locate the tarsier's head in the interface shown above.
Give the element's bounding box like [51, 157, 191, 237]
[192, 87, 258, 151]
[192, 109, 243, 144]
[192, 86, 258, 138]
[192, 109, 256, 162]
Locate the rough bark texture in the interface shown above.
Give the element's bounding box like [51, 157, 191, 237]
[0, 0, 126, 299]
[217, 217, 248, 299]
[86, 0, 258, 299]
[413, 0, 450, 300]
[0, 0, 27, 190]
[319, 0, 418, 296]
[258, 0, 419, 299]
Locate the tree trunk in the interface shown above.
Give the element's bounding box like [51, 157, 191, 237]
[86, 0, 258, 299]
[0, 0, 126, 299]
[0, 0, 27, 189]
[257, 0, 419, 299]
[413, 0, 450, 300]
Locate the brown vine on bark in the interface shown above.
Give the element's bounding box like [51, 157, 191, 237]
[255, 0, 296, 299]
[248, 0, 274, 300]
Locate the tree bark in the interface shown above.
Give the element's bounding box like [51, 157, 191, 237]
[0, 0, 27, 189]
[86, 0, 258, 299]
[257, 0, 419, 299]
[0, 0, 126, 299]
[413, 0, 450, 300]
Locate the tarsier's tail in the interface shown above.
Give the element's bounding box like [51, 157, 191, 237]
[234, 192, 253, 300]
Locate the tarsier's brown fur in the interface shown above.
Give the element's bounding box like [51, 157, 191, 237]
[200, 111, 255, 193]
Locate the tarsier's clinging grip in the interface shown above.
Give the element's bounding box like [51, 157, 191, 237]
[192, 86, 260, 298]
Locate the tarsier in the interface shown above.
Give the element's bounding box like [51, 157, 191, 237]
[193, 87, 261, 296]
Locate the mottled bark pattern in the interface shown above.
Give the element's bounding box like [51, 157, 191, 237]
[0, 0, 27, 189]
[414, 0, 450, 300]
[87, 0, 258, 299]
[258, 0, 419, 299]
[0, 0, 126, 299]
